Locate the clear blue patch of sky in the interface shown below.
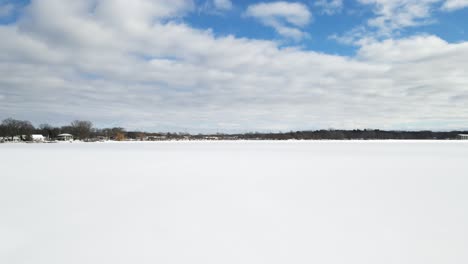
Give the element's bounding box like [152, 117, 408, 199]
[0, 0, 29, 24]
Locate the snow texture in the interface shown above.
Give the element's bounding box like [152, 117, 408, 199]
[1, 141, 468, 264]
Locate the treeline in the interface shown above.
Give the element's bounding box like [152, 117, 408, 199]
[0, 117, 466, 141]
[226, 129, 467, 140]
[0, 118, 125, 141]
[0, 118, 188, 141]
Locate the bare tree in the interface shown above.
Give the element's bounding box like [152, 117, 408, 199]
[0, 123, 5, 137]
[39, 123, 60, 139]
[115, 132, 125, 141]
[70, 120, 93, 140]
[1, 118, 35, 140]
[101, 127, 125, 139]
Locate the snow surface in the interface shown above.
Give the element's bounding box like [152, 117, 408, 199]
[1, 141, 468, 264]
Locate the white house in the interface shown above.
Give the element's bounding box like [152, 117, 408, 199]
[457, 134, 468, 140]
[57, 133, 73, 141]
[0, 136, 20, 142]
[31, 134, 45, 142]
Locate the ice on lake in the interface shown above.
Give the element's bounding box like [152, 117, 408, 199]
[1, 141, 468, 264]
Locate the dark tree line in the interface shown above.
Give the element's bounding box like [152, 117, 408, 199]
[0, 117, 466, 141]
[0, 118, 35, 140]
[224, 129, 467, 140]
[0, 118, 125, 141]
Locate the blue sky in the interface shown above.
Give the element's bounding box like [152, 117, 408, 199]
[0, 0, 467, 132]
[188, 0, 366, 55]
[187, 0, 468, 55]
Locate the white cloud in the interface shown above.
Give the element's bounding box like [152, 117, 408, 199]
[441, 0, 468, 10]
[199, 0, 233, 15]
[357, 0, 440, 35]
[1, 0, 468, 131]
[329, 26, 376, 46]
[92, 0, 194, 30]
[213, 0, 233, 10]
[315, 0, 343, 15]
[334, 0, 462, 45]
[357, 35, 450, 62]
[244, 1, 312, 40]
[352, 0, 468, 34]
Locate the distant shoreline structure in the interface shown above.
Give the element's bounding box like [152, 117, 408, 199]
[1, 117, 468, 142]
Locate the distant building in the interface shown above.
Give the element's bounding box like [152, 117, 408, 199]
[147, 136, 167, 141]
[0, 136, 20, 142]
[31, 134, 45, 142]
[57, 133, 73, 141]
[457, 134, 468, 140]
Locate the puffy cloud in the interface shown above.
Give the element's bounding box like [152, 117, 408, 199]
[357, 0, 468, 34]
[357, 35, 451, 62]
[335, 0, 466, 45]
[315, 0, 343, 15]
[357, 0, 440, 35]
[441, 0, 468, 11]
[0, 0, 468, 131]
[244, 1, 312, 40]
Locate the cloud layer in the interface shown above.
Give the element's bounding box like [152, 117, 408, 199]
[0, 0, 467, 132]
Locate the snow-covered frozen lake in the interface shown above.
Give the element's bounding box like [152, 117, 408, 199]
[1, 141, 468, 264]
